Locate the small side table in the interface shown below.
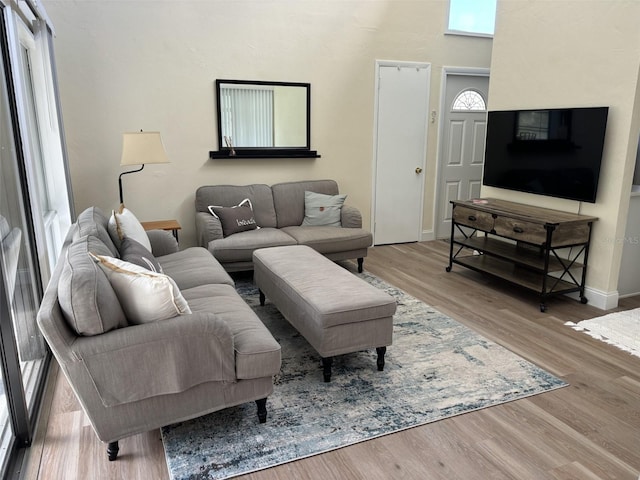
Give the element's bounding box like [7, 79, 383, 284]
[141, 219, 182, 242]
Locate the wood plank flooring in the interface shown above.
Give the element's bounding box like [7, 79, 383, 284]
[22, 241, 640, 479]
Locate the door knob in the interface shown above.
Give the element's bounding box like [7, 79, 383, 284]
[415, 167, 423, 174]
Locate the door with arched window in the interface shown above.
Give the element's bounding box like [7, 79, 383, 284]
[435, 71, 489, 239]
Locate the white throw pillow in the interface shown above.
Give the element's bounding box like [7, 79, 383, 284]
[301, 191, 347, 227]
[107, 204, 152, 251]
[89, 253, 191, 324]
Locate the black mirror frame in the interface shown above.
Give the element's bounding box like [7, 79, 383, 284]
[210, 79, 320, 159]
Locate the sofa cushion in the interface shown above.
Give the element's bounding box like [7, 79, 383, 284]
[207, 228, 297, 263]
[272, 179, 340, 228]
[120, 236, 162, 272]
[107, 205, 151, 251]
[158, 247, 235, 289]
[91, 254, 192, 324]
[58, 236, 127, 336]
[75, 207, 119, 257]
[195, 184, 277, 228]
[302, 191, 347, 227]
[145, 229, 180, 257]
[281, 226, 373, 254]
[208, 198, 258, 237]
[182, 283, 282, 380]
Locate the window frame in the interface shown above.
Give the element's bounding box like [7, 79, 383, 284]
[451, 88, 487, 112]
[0, 1, 71, 476]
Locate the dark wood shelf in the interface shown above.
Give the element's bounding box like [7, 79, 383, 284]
[209, 149, 320, 159]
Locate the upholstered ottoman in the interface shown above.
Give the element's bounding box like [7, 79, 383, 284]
[253, 245, 396, 382]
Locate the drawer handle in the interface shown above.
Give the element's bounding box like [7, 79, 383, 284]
[468, 215, 477, 221]
[513, 226, 524, 233]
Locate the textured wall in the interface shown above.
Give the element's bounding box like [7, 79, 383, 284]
[484, 0, 640, 302]
[42, 0, 492, 247]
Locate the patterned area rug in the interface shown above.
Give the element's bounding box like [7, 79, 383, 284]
[162, 272, 567, 480]
[566, 308, 640, 358]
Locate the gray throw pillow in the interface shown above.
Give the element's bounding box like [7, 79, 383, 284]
[301, 191, 347, 227]
[120, 236, 163, 273]
[58, 236, 128, 336]
[208, 198, 258, 237]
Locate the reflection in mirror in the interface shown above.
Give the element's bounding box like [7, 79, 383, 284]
[212, 79, 318, 158]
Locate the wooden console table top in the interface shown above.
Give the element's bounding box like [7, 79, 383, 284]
[454, 198, 598, 226]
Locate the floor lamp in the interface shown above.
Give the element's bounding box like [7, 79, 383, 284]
[118, 131, 170, 204]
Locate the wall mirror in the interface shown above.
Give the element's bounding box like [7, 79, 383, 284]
[210, 79, 319, 158]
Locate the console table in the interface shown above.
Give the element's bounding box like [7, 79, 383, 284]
[446, 198, 597, 312]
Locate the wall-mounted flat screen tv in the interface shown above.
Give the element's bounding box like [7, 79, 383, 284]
[482, 106, 609, 203]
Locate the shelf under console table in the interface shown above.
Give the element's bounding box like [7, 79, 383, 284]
[446, 198, 598, 312]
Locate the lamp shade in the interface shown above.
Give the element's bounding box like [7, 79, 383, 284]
[120, 131, 170, 166]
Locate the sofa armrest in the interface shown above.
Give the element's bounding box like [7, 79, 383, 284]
[341, 204, 363, 228]
[146, 229, 179, 256]
[69, 312, 236, 407]
[195, 211, 223, 247]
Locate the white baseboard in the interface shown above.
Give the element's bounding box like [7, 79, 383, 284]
[565, 287, 619, 311]
[619, 291, 640, 299]
[421, 230, 435, 242]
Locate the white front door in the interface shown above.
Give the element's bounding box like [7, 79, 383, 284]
[373, 62, 430, 245]
[435, 72, 489, 239]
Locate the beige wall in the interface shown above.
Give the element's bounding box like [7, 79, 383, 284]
[42, 0, 640, 306]
[485, 1, 640, 305]
[42, 0, 492, 247]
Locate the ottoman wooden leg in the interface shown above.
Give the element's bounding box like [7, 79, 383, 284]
[376, 346, 387, 371]
[321, 357, 333, 382]
[259, 289, 265, 306]
[357, 257, 364, 273]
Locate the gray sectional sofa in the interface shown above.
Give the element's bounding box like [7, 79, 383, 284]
[37, 207, 281, 460]
[195, 179, 373, 272]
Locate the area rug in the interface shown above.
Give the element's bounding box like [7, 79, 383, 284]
[565, 308, 640, 358]
[162, 272, 567, 480]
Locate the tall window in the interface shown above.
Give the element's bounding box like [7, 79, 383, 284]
[448, 0, 497, 36]
[17, 19, 72, 283]
[0, 2, 72, 476]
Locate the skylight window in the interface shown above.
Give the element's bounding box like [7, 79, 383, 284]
[448, 0, 496, 36]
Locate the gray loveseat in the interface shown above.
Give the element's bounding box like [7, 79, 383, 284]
[37, 207, 281, 461]
[195, 179, 373, 272]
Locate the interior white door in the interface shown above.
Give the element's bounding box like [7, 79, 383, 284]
[435, 74, 489, 239]
[373, 63, 430, 245]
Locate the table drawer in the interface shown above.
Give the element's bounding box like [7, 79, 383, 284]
[548, 223, 592, 247]
[453, 205, 494, 231]
[494, 216, 548, 244]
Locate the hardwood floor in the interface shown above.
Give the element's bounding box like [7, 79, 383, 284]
[22, 241, 640, 479]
